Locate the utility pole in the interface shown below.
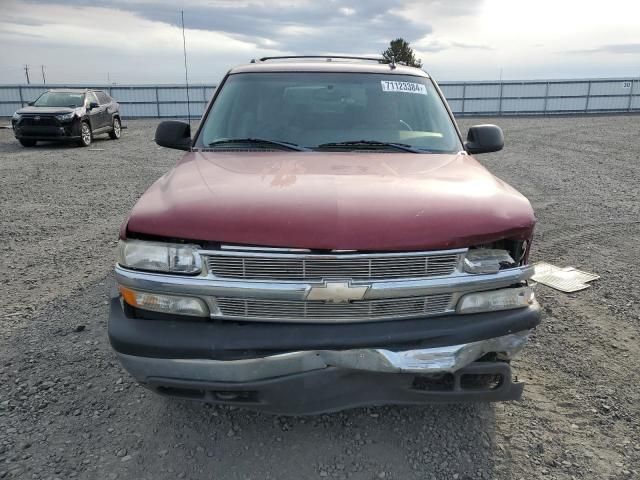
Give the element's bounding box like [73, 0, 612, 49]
[41, 65, 46, 84]
[24, 64, 30, 84]
[181, 10, 192, 126]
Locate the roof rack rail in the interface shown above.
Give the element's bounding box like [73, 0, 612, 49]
[258, 55, 384, 63]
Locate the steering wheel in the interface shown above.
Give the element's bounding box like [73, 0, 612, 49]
[399, 119, 413, 131]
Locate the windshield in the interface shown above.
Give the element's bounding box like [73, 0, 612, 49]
[33, 92, 85, 108]
[197, 72, 462, 152]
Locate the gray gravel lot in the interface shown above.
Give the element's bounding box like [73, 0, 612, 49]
[1, 116, 639, 480]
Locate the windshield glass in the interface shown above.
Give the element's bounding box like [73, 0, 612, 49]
[197, 72, 462, 152]
[34, 92, 85, 108]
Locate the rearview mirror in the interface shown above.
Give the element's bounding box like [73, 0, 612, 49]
[464, 124, 504, 154]
[155, 120, 192, 151]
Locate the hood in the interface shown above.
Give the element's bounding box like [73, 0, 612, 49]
[16, 106, 77, 115]
[125, 151, 535, 251]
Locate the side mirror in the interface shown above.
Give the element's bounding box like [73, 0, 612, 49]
[27, 102, 34, 106]
[88, 102, 99, 110]
[464, 124, 504, 154]
[155, 120, 192, 151]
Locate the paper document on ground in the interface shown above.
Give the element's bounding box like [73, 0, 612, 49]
[531, 262, 600, 293]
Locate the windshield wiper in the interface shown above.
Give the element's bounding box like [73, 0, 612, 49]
[316, 140, 423, 153]
[207, 138, 309, 152]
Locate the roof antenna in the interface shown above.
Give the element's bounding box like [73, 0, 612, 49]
[390, 55, 397, 70]
[181, 10, 192, 130]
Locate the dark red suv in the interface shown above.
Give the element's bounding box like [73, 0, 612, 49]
[109, 56, 539, 414]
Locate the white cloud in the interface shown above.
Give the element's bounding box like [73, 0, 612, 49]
[0, 0, 638, 84]
[400, 0, 640, 80]
[1, 2, 263, 53]
[0, 0, 282, 83]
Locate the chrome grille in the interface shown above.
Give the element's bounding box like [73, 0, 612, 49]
[215, 294, 454, 322]
[205, 251, 462, 281]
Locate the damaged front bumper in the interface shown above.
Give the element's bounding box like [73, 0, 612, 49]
[122, 359, 527, 415]
[117, 331, 529, 382]
[109, 290, 540, 414]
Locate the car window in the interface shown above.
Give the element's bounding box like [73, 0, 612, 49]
[33, 92, 85, 108]
[197, 72, 462, 153]
[86, 92, 99, 107]
[95, 91, 110, 104]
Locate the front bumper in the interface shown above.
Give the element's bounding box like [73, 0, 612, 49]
[117, 331, 529, 381]
[109, 297, 540, 414]
[123, 359, 524, 415]
[13, 120, 77, 140]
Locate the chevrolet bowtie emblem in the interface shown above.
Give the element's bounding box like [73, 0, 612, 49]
[306, 281, 369, 304]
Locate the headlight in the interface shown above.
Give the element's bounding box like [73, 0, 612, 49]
[463, 248, 515, 274]
[457, 287, 534, 314]
[117, 239, 201, 274]
[56, 112, 75, 121]
[12, 112, 21, 121]
[119, 286, 209, 317]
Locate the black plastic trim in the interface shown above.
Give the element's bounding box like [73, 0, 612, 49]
[14, 134, 81, 140]
[144, 361, 523, 415]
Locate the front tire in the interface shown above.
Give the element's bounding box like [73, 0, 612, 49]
[18, 139, 37, 147]
[109, 117, 121, 140]
[77, 121, 92, 147]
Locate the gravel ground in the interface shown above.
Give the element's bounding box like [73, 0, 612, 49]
[1, 116, 639, 480]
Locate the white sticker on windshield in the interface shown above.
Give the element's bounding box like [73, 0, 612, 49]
[381, 81, 427, 95]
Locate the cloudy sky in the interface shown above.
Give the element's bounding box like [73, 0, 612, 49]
[1, 0, 639, 85]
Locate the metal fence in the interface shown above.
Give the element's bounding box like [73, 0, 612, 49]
[1, 77, 638, 118]
[0, 84, 216, 118]
[439, 78, 639, 115]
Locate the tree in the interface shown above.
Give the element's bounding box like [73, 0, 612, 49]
[381, 38, 422, 68]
